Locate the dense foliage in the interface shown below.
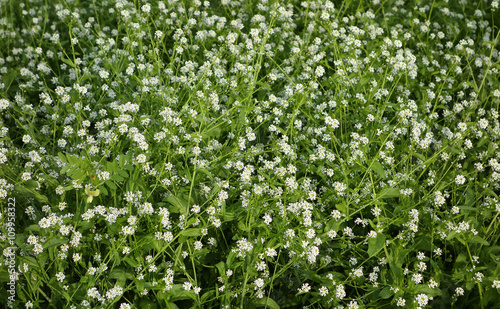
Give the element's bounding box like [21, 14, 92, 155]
[1, 0, 500, 308]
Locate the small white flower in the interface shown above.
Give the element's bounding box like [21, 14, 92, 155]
[136, 154, 147, 163]
[318, 286, 329, 296]
[455, 175, 466, 185]
[56, 272, 65, 282]
[141, 3, 151, 13]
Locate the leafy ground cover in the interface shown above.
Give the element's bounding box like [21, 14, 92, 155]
[1, 0, 500, 308]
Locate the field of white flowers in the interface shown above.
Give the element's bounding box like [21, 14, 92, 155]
[1, 0, 500, 308]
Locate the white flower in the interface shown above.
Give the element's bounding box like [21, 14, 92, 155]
[194, 241, 203, 250]
[99, 70, 109, 79]
[141, 3, 151, 13]
[106, 285, 124, 300]
[315, 65, 325, 77]
[396, 297, 406, 306]
[298, 283, 311, 293]
[56, 272, 65, 282]
[455, 175, 466, 185]
[415, 294, 428, 307]
[136, 154, 147, 163]
[0, 99, 10, 111]
[412, 273, 423, 284]
[254, 278, 265, 289]
[478, 118, 488, 129]
[318, 286, 329, 296]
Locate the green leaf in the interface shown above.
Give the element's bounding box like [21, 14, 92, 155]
[466, 187, 475, 207]
[414, 286, 442, 297]
[200, 290, 215, 303]
[123, 257, 139, 268]
[60, 163, 73, 174]
[58, 152, 68, 163]
[469, 235, 489, 246]
[14, 183, 49, 203]
[370, 160, 386, 178]
[412, 152, 426, 161]
[105, 180, 117, 190]
[109, 268, 134, 285]
[226, 251, 236, 268]
[379, 287, 392, 299]
[215, 261, 225, 276]
[138, 299, 158, 309]
[117, 169, 129, 178]
[254, 297, 280, 309]
[201, 127, 222, 139]
[335, 203, 347, 214]
[238, 220, 249, 232]
[3, 69, 18, 91]
[477, 138, 488, 148]
[43, 237, 67, 249]
[111, 173, 125, 182]
[98, 185, 108, 196]
[378, 187, 400, 199]
[167, 284, 195, 302]
[66, 154, 79, 165]
[368, 233, 386, 257]
[223, 212, 236, 221]
[165, 195, 188, 215]
[60, 56, 76, 68]
[179, 228, 202, 237]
